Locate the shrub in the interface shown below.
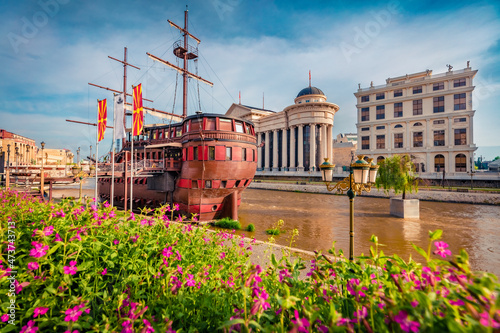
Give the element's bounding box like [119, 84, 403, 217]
[1, 189, 499, 332]
[265, 228, 280, 235]
[212, 217, 241, 230]
[246, 223, 255, 232]
[376, 154, 419, 199]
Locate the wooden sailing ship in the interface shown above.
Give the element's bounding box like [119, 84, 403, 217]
[96, 9, 257, 221]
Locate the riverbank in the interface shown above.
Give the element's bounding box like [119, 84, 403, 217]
[248, 181, 500, 205]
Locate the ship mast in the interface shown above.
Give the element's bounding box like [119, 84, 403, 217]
[148, 8, 213, 118]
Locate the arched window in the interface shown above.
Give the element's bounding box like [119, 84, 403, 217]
[377, 156, 385, 164]
[413, 122, 422, 126]
[394, 124, 403, 128]
[455, 154, 467, 172]
[435, 154, 445, 172]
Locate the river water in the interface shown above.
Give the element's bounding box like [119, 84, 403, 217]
[237, 189, 500, 277]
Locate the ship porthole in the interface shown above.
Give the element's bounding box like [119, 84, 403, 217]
[211, 205, 218, 212]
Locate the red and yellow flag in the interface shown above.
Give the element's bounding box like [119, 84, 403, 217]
[97, 99, 107, 142]
[133, 84, 143, 136]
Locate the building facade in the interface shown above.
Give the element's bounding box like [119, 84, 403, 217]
[354, 64, 477, 177]
[226, 86, 339, 174]
[0, 129, 37, 168]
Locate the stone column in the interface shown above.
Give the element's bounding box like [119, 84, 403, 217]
[406, 121, 411, 151]
[448, 116, 453, 148]
[290, 126, 296, 171]
[297, 124, 304, 171]
[387, 124, 392, 151]
[327, 125, 333, 163]
[272, 130, 279, 172]
[281, 129, 288, 171]
[469, 115, 473, 147]
[257, 133, 262, 170]
[310, 124, 316, 171]
[264, 131, 270, 171]
[318, 124, 325, 165]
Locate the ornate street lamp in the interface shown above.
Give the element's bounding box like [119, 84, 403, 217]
[40, 142, 45, 199]
[77, 147, 81, 167]
[320, 155, 378, 261]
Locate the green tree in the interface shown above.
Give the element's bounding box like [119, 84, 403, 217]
[375, 154, 418, 200]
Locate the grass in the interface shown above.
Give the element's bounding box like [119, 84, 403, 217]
[212, 217, 241, 230]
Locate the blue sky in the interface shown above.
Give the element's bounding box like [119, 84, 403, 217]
[1, 0, 499, 160]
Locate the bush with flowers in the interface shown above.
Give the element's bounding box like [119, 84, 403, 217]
[0, 188, 499, 332]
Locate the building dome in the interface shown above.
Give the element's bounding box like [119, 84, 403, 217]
[296, 86, 325, 98]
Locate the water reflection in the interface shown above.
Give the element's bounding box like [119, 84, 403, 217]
[238, 189, 500, 277]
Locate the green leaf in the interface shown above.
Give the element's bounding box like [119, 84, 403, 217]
[412, 243, 429, 260]
[429, 229, 443, 241]
[46, 242, 63, 257]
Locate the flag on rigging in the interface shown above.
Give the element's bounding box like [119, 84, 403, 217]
[113, 93, 126, 139]
[97, 99, 107, 142]
[133, 84, 143, 136]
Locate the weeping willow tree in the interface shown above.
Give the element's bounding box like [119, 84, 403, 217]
[375, 154, 419, 200]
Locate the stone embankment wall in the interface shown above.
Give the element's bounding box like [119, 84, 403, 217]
[248, 182, 500, 205]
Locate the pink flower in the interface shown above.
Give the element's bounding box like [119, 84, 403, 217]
[143, 319, 154, 333]
[33, 307, 49, 317]
[64, 305, 83, 322]
[433, 241, 452, 258]
[63, 261, 78, 275]
[54, 233, 63, 242]
[101, 268, 107, 275]
[109, 210, 116, 218]
[1, 314, 9, 322]
[219, 252, 226, 260]
[353, 306, 368, 322]
[291, 309, 310, 332]
[29, 241, 49, 258]
[162, 246, 173, 258]
[113, 239, 120, 245]
[394, 310, 420, 332]
[479, 311, 500, 328]
[251, 288, 271, 315]
[27, 262, 39, 270]
[279, 269, 291, 282]
[449, 299, 465, 306]
[43, 226, 54, 236]
[176, 250, 182, 261]
[411, 300, 419, 308]
[185, 274, 196, 287]
[20, 320, 38, 333]
[103, 202, 110, 208]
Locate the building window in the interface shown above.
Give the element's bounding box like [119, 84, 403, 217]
[413, 132, 423, 147]
[454, 93, 466, 110]
[433, 82, 444, 91]
[225, 147, 232, 161]
[361, 127, 370, 131]
[192, 147, 198, 160]
[454, 128, 467, 145]
[394, 133, 403, 148]
[413, 122, 422, 126]
[413, 86, 422, 94]
[376, 135, 385, 149]
[208, 146, 215, 160]
[454, 117, 467, 123]
[361, 136, 370, 150]
[376, 125, 385, 130]
[394, 89, 403, 97]
[242, 148, 247, 161]
[376, 105, 385, 119]
[394, 124, 403, 128]
[433, 96, 445, 113]
[434, 130, 445, 146]
[433, 119, 445, 125]
[413, 99, 422, 115]
[361, 95, 369, 102]
[361, 107, 369, 121]
[454, 78, 466, 87]
[376, 93, 385, 100]
[394, 102, 403, 118]
[377, 156, 385, 164]
[455, 154, 467, 172]
[435, 154, 445, 171]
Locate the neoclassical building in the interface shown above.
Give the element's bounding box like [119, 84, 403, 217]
[354, 64, 477, 177]
[226, 86, 339, 174]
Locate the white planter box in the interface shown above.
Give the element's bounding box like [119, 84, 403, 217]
[390, 198, 420, 219]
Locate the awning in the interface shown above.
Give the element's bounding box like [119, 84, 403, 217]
[145, 142, 182, 149]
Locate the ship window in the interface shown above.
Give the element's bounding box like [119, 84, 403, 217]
[211, 205, 217, 212]
[183, 122, 188, 133]
[176, 127, 182, 137]
[208, 146, 215, 160]
[235, 121, 244, 133]
[193, 147, 198, 161]
[235, 180, 241, 187]
[152, 130, 157, 140]
[245, 123, 251, 134]
[226, 147, 232, 161]
[221, 180, 227, 188]
[205, 118, 216, 130]
[191, 118, 202, 131]
[220, 119, 232, 131]
[192, 180, 198, 189]
[159, 130, 163, 139]
[242, 148, 247, 161]
[205, 180, 212, 189]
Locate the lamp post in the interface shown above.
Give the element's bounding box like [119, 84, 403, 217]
[40, 142, 45, 198]
[320, 155, 379, 261]
[0, 146, 3, 186]
[6, 144, 10, 188]
[77, 147, 81, 167]
[15, 147, 19, 185]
